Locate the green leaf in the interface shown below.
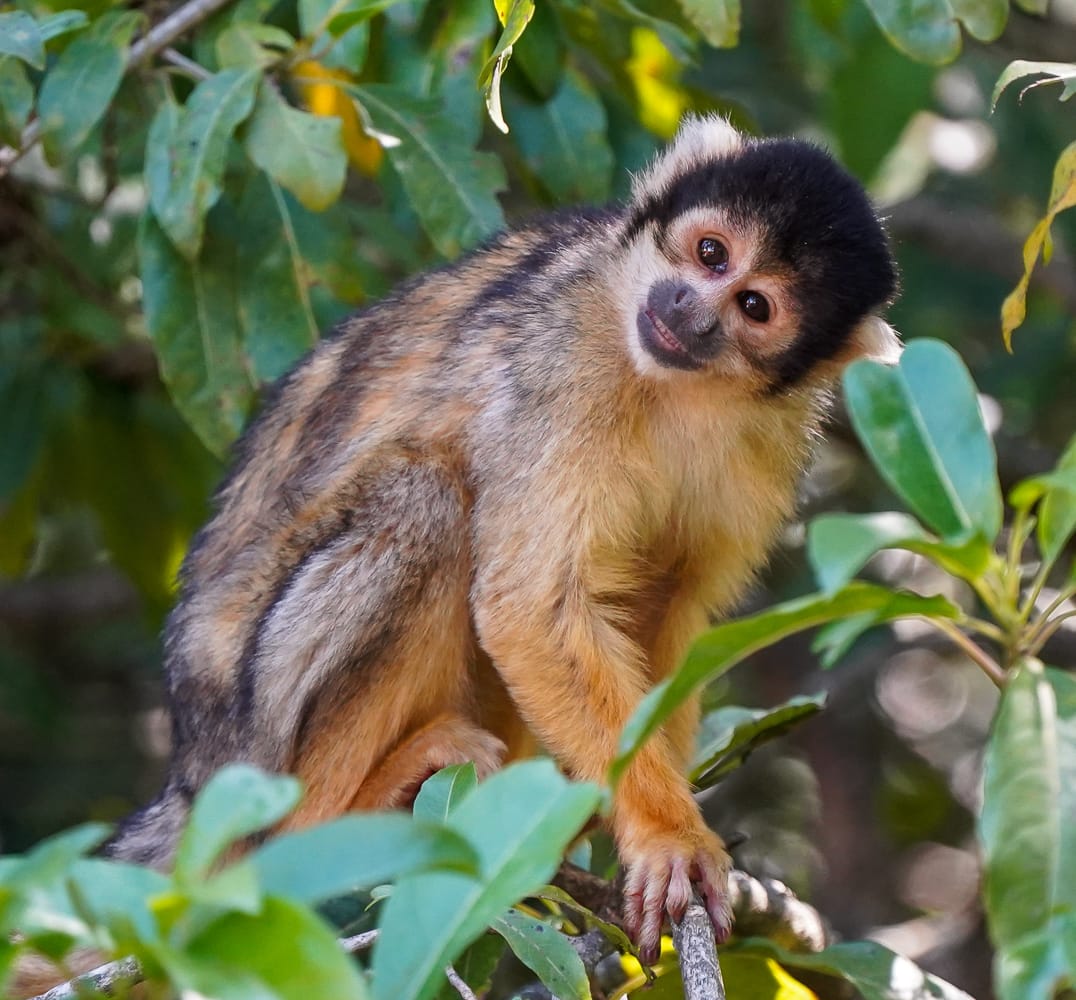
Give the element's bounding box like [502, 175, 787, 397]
[949, 0, 1007, 42]
[843, 339, 1002, 544]
[236, 174, 320, 382]
[1038, 436, 1076, 565]
[981, 661, 1076, 1000]
[739, 939, 974, 999]
[676, 0, 740, 47]
[173, 765, 301, 883]
[148, 67, 260, 258]
[37, 10, 89, 42]
[506, 70, 613, 204]
[216, 22, 296, 68]
[690, 695, 827, 789]
[480, 0, 535, 133]
[348, 83, 506, 258]
[0, 11, 44, 68]
[0, 58, 32, 146]
[612, 584, 960, 782]
[182, 897, 372, 1000]
[812, 611, 885, 668]
[37, 11, 141, 163]
[860, 0, 960, 64]
[372, 760, 601, 1000]
[244, 83, 347, 212]
[534, 884, 636, 956]
[433, 935, 505, 1000]
[807, 511, 992, 594]
[66, 858, 170, 943]
[413, 763, 479, 822]
[250, 813, 480, 904]
[139, 209, 255, 457]
[992, 60, 1076, 108]
[491, 908, 589, 1000]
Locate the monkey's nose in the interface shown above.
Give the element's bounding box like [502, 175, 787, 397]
[647, 279, 698, 317]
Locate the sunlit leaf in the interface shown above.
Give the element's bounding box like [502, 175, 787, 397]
[480, 0, 535, 133]
[843, 339, 1003, 543]
[808, 511, 993, 594]
[174, 765, 301, 882]
[244, 82, 347, 212]
[1001, 141, 1076, 349]
[992, 60, 1076, 108]
[372, 761, 601, 1000]
[139, 209, 255, 456]
[492, 909, 589, 1000]
[690, 695, 827, 788]
[346, 84, 506, 257]
[37, 11, 141, 162]
[147, 67, 260, 258]
[612, 585, 959, 782]
[981, 660, 1076, 1000]
[676, 0, 740, 47]
[739, 939, 974, 999]
[250, 813, 480, 903]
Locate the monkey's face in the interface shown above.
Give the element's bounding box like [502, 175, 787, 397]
[624, 208, 807, 389]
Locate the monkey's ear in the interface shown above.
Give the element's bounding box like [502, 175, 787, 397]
[845, 315, 902, 365]
[630, 115, 743, 206]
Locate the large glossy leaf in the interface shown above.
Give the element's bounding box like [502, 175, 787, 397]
[491, 908, 589, 1000]
[173, 765, 301, 883]
[244, 82, 347, 212]
[612, 584, 959, 782]
[740, 939, 974, 999]
[347, 84, 506, 258]
[372, 760, 601, 1000]
[139, 209, 255, 457]
[808, 511, 992, 594]
[236, 173, 320, 382]
[862, 0, 1008, 62]
[250, 813, 479, 903]
[0, 11, 44, 68]
[147, 68, 260, 258]
[690, 694, 827, 789]
[37, 11, 141, 163]
[180, 897, 371, 999]
[843, 339, 1002, 544]
[505, 69, 613, 204]
[981, 661, 1076, 1000]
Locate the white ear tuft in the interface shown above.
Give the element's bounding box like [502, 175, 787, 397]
[850, 316, 902, 364]
[630, 115, 744, 205]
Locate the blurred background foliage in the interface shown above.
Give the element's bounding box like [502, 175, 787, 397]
[0, 0, 1074, 996]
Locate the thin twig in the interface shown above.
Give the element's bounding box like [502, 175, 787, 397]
[162, 47, 213, 80]
[444, 963, 479, 1000]
[1027, 609, 1076, 657]
[340, 929, 379, 952]
[0, 0, 235, 176]
[928, 619, 1007, 688]
[673, 896, 726, 1000]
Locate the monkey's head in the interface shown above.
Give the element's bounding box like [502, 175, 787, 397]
[619, 116, 899, 392]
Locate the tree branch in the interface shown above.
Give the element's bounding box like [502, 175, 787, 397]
[673, 896, 727, 1000]
[0, 0, 236, 177]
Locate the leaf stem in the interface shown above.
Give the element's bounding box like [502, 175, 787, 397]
[1026, 609, 1076, 658]
[928, 619, 1006, 688]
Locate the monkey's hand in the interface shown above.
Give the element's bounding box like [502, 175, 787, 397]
[617, 805, 732, 964]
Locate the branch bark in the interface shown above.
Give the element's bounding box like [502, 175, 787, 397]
[673, 897, 727, 1000]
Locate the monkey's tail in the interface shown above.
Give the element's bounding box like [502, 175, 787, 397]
[7, 787, 188, 998]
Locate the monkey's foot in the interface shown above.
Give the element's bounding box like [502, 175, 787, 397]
[620, 830, 733, 965]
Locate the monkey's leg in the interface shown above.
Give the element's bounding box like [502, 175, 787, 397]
[474, 574, 731, 964]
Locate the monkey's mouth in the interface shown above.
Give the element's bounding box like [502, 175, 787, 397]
[637, 308, 702, 371]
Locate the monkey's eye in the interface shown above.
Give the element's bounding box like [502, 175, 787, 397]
[697, 238, 729, 272]
[738, 291, 771, 323]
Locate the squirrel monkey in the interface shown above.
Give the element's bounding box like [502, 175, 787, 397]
[50, 116, 902, 978]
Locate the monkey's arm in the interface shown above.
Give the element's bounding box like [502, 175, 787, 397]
[472, 535, 731, 962]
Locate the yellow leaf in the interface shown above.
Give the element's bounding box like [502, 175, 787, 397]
[1001, 141, 1076, 349]
[291, 59, 382, 176]
[625, 28, 687, 140]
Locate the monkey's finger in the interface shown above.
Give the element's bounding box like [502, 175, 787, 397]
[665, 854, 692, 923]
[695, 854, 734, 944]
[637, 863, 671, 965]
[622, 868, 646, 947]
